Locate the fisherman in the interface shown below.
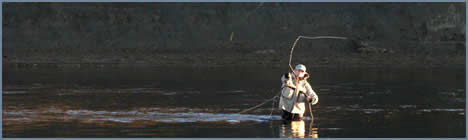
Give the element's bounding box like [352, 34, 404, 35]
[279, 64, 319, 121]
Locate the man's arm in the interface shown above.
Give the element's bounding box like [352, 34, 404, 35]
[305, 82, 319, 105]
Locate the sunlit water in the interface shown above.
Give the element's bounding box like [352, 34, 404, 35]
[3, 64, 465, 138]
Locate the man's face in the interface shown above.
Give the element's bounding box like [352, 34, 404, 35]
[295, 69, 305, 78]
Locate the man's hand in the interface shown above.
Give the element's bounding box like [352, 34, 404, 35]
[311, 96, 318, 105]
[306, 96, 312, 103]
[307, 96, 319, 105]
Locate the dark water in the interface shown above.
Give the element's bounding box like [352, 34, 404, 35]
[2, 64, 466, 138]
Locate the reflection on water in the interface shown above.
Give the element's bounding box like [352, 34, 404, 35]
[309, 128, 319, 138]
[291, 121, 306, 138]
[279, 119, 318, 138]
[2, 64, 465, 138]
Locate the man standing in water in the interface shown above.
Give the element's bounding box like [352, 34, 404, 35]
[279, 64, 319, 121]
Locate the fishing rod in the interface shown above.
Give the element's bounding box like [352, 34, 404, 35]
[238, 35, 348, 115]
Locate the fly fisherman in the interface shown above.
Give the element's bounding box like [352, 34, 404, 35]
[279, 64, 319, 121]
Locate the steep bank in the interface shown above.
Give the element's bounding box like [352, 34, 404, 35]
[2, 3, 465, 68]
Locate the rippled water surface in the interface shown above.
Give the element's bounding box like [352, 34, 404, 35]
[3, 64, 466, 138]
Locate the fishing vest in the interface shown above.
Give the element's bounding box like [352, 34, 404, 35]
[279, 72, 310, 114]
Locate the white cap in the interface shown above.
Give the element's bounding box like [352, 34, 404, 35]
[295, 64, 306, 72]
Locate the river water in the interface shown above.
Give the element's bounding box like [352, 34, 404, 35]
[2, 64, 465, 138]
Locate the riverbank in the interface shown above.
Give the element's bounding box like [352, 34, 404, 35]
[3, 46, 465, 68]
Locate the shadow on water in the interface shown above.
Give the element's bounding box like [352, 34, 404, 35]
[2, 64, 466, 137]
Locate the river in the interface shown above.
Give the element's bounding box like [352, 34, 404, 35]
[2, 64, 465, 138]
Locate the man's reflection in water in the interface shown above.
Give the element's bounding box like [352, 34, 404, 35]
[280, 120, 318, 138]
